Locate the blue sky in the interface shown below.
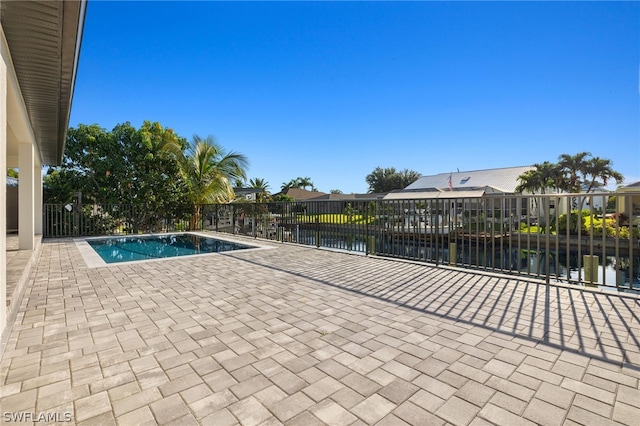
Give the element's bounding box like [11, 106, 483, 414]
[70, 1, 639, 194]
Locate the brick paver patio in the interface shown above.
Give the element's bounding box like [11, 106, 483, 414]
[1, 234, 639, 425]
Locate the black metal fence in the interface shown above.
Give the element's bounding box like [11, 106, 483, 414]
[44, 191, 640, 291]
[43, 203, 191, 238]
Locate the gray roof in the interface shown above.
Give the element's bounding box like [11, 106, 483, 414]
[404, 166, 535, 194]
[1, 0, 87, 165]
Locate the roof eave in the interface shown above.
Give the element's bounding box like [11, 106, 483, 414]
[1, 0, 87, 165]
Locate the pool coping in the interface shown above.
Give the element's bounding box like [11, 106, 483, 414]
[74, 231, 273, 268]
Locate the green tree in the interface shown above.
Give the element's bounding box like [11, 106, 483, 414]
[248, 177, 271, 203]
[48, 123, 111, 204]
[517, 154, 623, 232]
[583, 157, 624, 193]
[45, 122, 189, 228]
[558, 151, 591, 192]
[43, 168, 82, 204]
[297, 177, 315, 191]
[515, 162, 564, 233]
[281, 177, 317, 191]
[281, 179, 294, 191]
[365, 167, 421, 193]
[515, 162, 563, 195]
[44, 124, 251, 231]
[164, 134, 248, 228]
[7, 168, 18, 178]
[330, 189, 343, 194]
[518, 153, 623, 195]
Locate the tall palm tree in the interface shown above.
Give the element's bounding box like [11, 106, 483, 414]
[584, 157, 624, 193]
[249, 177, 269, 191]
[164, 135, 248, 228]
[281, 179, 298, 191]
[558, 152, 591, 193]
[515, 162, 563, 194]
[297, 176, 315, 191]
[516, 162, 563, 232]
[281, 177, 316, 191]
[249, 177, 270, 203]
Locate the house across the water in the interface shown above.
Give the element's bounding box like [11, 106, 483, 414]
[382, 166, 536, 224]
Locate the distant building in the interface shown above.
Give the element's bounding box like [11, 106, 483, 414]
[383, 166, 536, 200]
[305, 192, 388, 214]
[233, 187, 263, 202]
[383, 166, 538, 224]
[308, 193, 387, 202]
[618, 181, 640, 219]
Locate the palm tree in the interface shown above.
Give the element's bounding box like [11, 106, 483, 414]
[164, 135, 248, 229]
[281, 179, 299, 191]
[281, 177, 317, 192]
[248, 177, 270, 203]
[515, 162, 563, 194]
[583, 157, 624, 194]
[558, 152, 591, 193]
[516, 162, 563, 232]
[297, 177, 315, 191]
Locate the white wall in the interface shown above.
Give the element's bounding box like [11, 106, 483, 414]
[0, 29, 8, 347]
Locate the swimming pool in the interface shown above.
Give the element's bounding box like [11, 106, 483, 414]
[84, 233, 254, 264]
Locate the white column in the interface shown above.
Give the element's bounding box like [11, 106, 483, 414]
[34, 159, 42, 235]
[18, 142, 35, 250]
[0, 54, 7, 339]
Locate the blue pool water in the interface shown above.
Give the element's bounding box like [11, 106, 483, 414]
[87, 234, 252, 263]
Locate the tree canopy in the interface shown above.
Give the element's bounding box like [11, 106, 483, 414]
[516, 152, 623, 194]
[44, 123, 249, 229]
[45, 122, 188, 209]
[163, 134, 248, 205]
[248, 177, 271, 203]
[281, 177, 317, 191]
[162, 134, 248, 227]
[365, 167, 421, 193]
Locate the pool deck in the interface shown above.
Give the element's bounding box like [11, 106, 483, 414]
[1, 233, 640, 425]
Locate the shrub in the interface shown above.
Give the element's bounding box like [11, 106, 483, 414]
[557, 210, 638, 239]
[556, 211, 589, 235]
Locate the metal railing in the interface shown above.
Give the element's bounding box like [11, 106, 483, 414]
[43, 191, 639, 292]
[43, 203, 191, 238]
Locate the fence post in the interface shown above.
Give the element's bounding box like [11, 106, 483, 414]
[583, 255, 599, 287]
[366, 235, 375, 255]
[232, 205, 236, 234]
[74, 191, 82, 237]
[449, 242, 457, 265]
